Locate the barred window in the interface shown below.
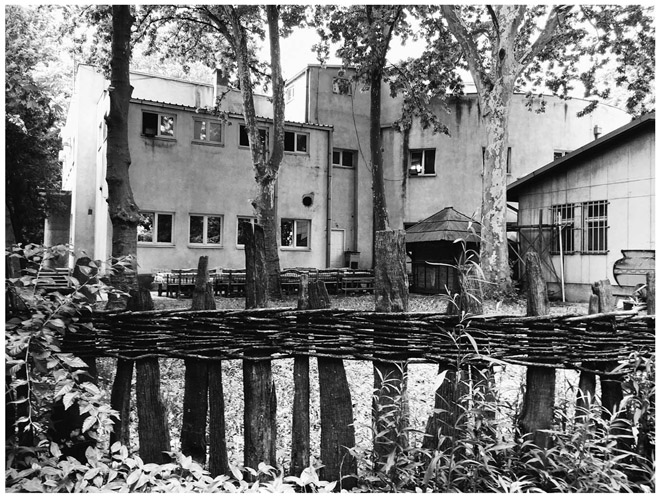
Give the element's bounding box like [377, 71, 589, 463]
[583, 201, 608, 253]
[551, 204, 575, 253]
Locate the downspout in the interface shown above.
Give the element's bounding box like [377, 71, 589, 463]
[353, 143, 359, 252]
[325, 127, 333, 268]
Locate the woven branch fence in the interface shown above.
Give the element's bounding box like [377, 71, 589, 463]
[67, 308, 654, 373]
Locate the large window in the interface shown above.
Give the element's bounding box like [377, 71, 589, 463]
[409, 149, 436, 176]
[236, 216, 257, 246]
[138, 212, 174, 244]
[239, 125, 268, 150]
[583, 200, 608, 253]
[189, 214, 222, 245]
[281, 219, 310, 249]
[332, 148, 356, 168]
[142, 111, 175, 138]
[193, 119, 222, 144]
[284, 131, 308, 153]
[551, 204, 575, 254]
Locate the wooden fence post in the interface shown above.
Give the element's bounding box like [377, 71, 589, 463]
[243, 223, 277, 472]
[373, 230, 409, 464]
[518, 251, 555, 450]
[181, 256, 215, 464]
[646, 272, 655, 315]
[313, 279, 358, 490]
[575, 294, 599, 422]
[290, 273, 311, 477]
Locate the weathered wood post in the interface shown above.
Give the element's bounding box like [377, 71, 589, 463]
[290, 273, 311, 477]
[575, 294, 599, 422]
[243, 223, 277, 471]
[373, 230, 409, 464]
[313, 279, 358, 490]
[518, 251, 554, 450]
[181, 256, 215, 464]
[646, 272, 655, 315]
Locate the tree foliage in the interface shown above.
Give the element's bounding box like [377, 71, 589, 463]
[5, 5, 66, 244]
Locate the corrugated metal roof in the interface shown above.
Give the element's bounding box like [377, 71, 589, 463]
[406, 207, 481, 244]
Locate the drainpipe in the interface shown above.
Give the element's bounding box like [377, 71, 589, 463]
[326, 128, 333, 268]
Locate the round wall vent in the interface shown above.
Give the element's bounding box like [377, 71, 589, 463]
[302, 194, 314, 207]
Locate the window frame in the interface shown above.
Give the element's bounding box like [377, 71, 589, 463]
[239, 124, 269, 151]
[285, 86, 295, 103]
[482, 146, 512, 174]
[142, 111, 176, 139]
[332, 77, 352, 95]
[192, 118, 223, 146]
[409, 148, 436, 176]
[236, 216, 258, 248]
[284, 130, 309, 154]
[137, 211, 175, 246]
[188, 214, 223, 247]
[280, 218, 311, 250]
[582, 200, 609, 254]
[551, 203, 576, 254]
[332, 148, 357, 168]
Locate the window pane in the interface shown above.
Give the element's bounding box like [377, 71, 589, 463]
[209, 122, 222, 142]
[342, 151, 354, 167]
[281, 220, 293, 246]
[142, 113, 158, 136]
[424, 150, 436, 174]
[138, 212, 154, 242]
[189, 216, 204, 243]
[207, 216, 222, 244]
[237, 218, 251, 245]
[284, 131, 295, 151]
[295, 220, 309, 247]
[296, 134, 307, 152]
[332, 150, 341, 165]
[410, 151, 423, 174]
[160, 115, 174, 137]
[157, 214, 173, 243]
[259, 129, 268, 149]
[194, 120, 205, 141]
[239, 125, 249, 146]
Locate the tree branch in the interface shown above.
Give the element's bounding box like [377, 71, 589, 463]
[518, 5, 574, 68]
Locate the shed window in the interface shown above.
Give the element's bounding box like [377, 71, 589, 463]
[551, 204, 575, 254]
[189, 214, 222, 245]
[284, 131, 308, 153]
[142, 112, 175, 138]
[332, 148, 356, 168]
[239, 124, 268, 150]
[409, 149, 436, 176]
[583, 201, 608, 253]
[193, 119, 222, 144]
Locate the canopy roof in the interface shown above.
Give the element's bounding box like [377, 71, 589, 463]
[406, 207, 481, 244]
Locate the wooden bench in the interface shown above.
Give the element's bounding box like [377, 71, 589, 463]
[339, 269, 375, 294]
[213, 269, 247, 297]
[159, 269, 198, 298]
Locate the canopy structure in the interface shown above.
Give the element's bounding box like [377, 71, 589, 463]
[406, 207, 481, 244]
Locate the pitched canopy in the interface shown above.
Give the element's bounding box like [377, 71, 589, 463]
[405, 207, 481, 244]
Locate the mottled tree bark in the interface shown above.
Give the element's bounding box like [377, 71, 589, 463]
[136, 357, 171, 464]
[518, 251, 554, 450]
[208, 362, 229, 477]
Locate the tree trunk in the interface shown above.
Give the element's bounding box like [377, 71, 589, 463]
[518, 251, 554, 450]
[242, 222, 276, 472]
[312, 279, 357, 490]
[136, 357, 171, 464]
[290, 273, 310, 477]
[181, 256, 215, 464]
[370, 68, 389, 234]
[373, 230, 409, 465]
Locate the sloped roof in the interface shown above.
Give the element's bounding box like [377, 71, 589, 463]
[507, 112, 654, 201]
[406, 207, 481, 244]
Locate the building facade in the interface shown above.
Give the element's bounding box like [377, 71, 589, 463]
[58, 64, 632, 276]
[507, 113, 655, 301]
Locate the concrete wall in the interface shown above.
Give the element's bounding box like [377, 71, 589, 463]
[515, 125, 655, 301]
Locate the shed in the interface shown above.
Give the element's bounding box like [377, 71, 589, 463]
[406, 207, 481, 294]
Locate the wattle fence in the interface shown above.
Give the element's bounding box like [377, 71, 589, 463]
[69, 308, 654, 372]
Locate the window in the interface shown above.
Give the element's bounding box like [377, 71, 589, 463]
[551, 204, 575, 254]
[138, 212, 173, 244]
[189, 214, 222, 245]
[142, 111, 175, 138]
[193, 119, 222, 144]
[483, 146, 512, 173]
[236, 216, 257, 246]
[583, 200, 608, 253]
[332, 77, 352, 95]
[285, 86, 295, 102]
[554, 150, 570, 161]
[281, 219, 310, 249]
[409, 149, 436, 176]
[239, 124, 268, 150]
[332, 148, 356, 168]
[284, 131, 308, 153]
